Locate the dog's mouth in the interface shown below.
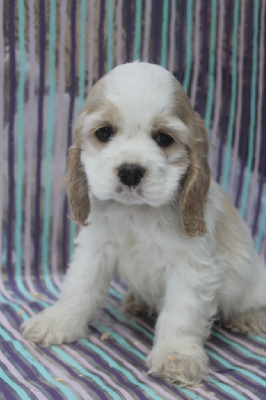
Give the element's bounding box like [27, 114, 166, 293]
[115, 185, 145, 204]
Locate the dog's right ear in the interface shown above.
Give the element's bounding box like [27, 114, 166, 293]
[63, 142, 90, 226]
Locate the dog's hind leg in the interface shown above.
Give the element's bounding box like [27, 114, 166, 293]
[219, 255, 266, 334]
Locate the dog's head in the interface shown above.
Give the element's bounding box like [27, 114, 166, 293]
[64, 62, 210, 236]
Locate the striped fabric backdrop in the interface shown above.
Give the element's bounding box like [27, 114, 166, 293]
[0, 1, 266, 399]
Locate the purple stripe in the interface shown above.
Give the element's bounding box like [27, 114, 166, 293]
[235, 0, 253, 207]
[214, 326, 266, 351]
[103, 319, 219, 400]
[198, 0, 208, 115]
[253, 96, 266, 235]
[209, 0, 225, 173]
[177, 0, 185, 82]
[142, 0, 152, 62]
[101, 307, 234, 400]
[62, 0, 77, 273]
[208, 341, 266, 395]
[92, 334, 189, 400]
[209, 359, 262, 400]
[0, 0, 4, 281]
[73, 342, 145, 400]
[1, 341, 61, 399]
[210, 333, 266, 372]
[2, 304, 102, 399]
[24, 0, 37, 295]
[153, 0, 161, 64]
[65, 345, 135, 400]
[116, 0, 123, 65]
[51, 0, 67, 288]
[33, 0, 46, 291]
[168, 0, 176, 73]
[87, 0, 95, 92]
[216, 1, 231, 182]
[0, 309, 92, 399]
[103, 306, 152, 345]
[40, 346, 107, 400]
[98, 0, 105, 78]
[97, 312, 213, 399]
[7, 0, 16, 290]
[190, 0, 201, 107]
[248, 0, 265, 228]
[126, 1, 132, 62]
[205, 372, 235, 400]
[228, 0, 245, 198]
[207, 337, 266, 377]
[253, 2, 266, 235]
[90, 326, 188, 400]
[0, 380, 17, 400]
[247, 2, 266, 228]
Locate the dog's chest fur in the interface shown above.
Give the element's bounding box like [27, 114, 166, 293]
[98, 202, 184, 311]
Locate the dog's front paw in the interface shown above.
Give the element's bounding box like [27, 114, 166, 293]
[21, 306, 88, 346]
[146, 343, 208, 386]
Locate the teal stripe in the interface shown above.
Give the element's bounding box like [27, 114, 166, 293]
[255, 198, 266, 252]
[0, 365, 31, 400]
[133, 0, 142, 60]
[106, 304, 249, 399]
[240, 0, 259, 217]
[69, 0, 87, 261]
[172, 385, 204, 400]
[0, 324, 78, 399]
[82, 339, 168, 400]
[0, 293, 52, 314]
[249, 333, 266, 344]
[221, 0, 239, 190]
[212, 331, 266, 364]
[107, 302, 154, 340]
[109, 286, 123, 299]
[207, 376, 246, 400]
[110, 287, 266, 397]
[204, 0, 217, 134]
[207, 347, 266, 387]
[92, 321, 203, 400]
[182, 0, 193, 93]
[52, 346, 121, 400]
[41, 0, 58, 296]
[16, 0, 31, 300]
[160, 0, 169, 68]
[107, 0, 114, 71]
[95, 319, 146, 360]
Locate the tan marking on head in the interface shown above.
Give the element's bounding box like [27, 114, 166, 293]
[63, 73, 125, 224]
[78, 79, 124, 150]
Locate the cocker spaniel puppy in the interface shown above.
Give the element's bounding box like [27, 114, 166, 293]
[22, 62, 266, 386]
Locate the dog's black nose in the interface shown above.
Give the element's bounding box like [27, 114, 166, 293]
[118, 163, 145, 187]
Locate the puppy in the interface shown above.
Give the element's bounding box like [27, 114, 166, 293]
[22, 62, 266, 386]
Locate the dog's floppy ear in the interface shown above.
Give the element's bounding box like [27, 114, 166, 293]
[179, 113, 211, 236]
[63, 135, 90, 226]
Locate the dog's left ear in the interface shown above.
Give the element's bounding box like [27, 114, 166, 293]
[179, 113, 211, 236]
[63, 135, 90, 226]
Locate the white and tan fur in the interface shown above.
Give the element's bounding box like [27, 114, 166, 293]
[22, 62, 266, 386]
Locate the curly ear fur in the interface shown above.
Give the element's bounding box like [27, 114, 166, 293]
[179, 113, 211, 236]
[63, 144, 90, 225]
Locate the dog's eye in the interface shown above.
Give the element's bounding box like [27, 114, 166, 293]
[95, 126, 114, 142]
[153, 132, 174, 147]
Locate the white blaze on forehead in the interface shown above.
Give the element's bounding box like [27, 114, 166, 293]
[105, 62, 176, 125]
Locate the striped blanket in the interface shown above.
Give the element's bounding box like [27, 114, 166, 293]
[1, 1, 266, 399]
